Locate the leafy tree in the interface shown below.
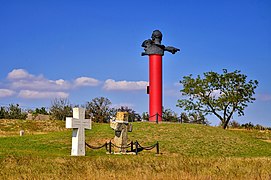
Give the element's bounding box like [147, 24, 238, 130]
[229, 120, 241, 128]
[241, 122, 255, 130]
[0, 104, 27, 119]
[180, 112, 210, 125]
[163, 108, 179, 122]
[85, 97, 114, 123]
[115, 106, 141, 122]
[49, 98, 72, 120]
[142, 112, 149, 121]
[0, 107, 7, 119]
[180, 112, 190, 123]
[188, 112, 210, 125]
[32, 107, 49, 115]
[177, 69, 258, 129]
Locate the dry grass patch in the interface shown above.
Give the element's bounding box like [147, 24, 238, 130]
[1, 120, 271, 179]
[0, 155, 270, 179]
[0, 119, 66, 136]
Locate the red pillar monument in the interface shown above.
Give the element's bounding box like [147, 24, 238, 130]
[141, 30, 180, 122]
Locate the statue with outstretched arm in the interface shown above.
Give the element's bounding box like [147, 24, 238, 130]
[141, 30, 180, 56]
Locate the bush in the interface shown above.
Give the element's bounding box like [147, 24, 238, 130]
[85, 97, 114, 123]
[0, 104, 27, 119]
[115, 106, 141, 122]
[49, 98, 72, 120]
[33, 107, 49, 115]
[229, 120, 241, 128]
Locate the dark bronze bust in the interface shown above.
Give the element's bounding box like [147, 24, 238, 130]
[141, 30, 180, 56]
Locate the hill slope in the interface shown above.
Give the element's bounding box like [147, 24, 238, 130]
[0, 120, 270, 157]
[0, 120, 270, 179]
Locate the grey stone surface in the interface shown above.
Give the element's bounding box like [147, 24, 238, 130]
[110, 112, 132, 153]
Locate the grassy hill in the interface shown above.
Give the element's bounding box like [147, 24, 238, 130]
[0, 120, 270, 179]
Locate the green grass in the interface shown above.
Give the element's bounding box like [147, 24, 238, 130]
[0, 120, 271, 179]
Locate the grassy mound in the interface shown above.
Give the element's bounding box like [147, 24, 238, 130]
[0, 120, 270, 179]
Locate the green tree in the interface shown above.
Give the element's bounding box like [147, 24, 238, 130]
[115, 106, 141, 122]
[0, 104, 27, 119]
[85, 97, 114, 123]
[188, 112, 210, 125]
[49, 98, 72, 120]
[142, 112, 149, 121]
[32, 107, 49, 116]
[162, 108, 179, 122]
[0, 107, 7, 119]
[229, 120, 241, 129]
[180, 112, 210, 125]
[180, 112, 190, 123]
[177, 69, 258, 129]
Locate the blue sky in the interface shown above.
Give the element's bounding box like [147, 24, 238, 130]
[0, 0, 270, 126]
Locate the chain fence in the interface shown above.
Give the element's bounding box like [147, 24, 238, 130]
[85, 140, 159, 155]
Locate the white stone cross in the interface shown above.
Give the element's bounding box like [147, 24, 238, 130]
[66, 107, 91, 156]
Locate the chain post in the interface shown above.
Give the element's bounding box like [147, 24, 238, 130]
[156, 141, 159, 154]
[131, 141, 133, 152]
[109, 140, 112, 154]
[135, 141, 138, 155]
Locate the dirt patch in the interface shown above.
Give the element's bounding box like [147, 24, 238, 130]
[262, 139, 271, 143]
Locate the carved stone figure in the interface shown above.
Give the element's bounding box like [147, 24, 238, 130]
[110, 112, 132, 153]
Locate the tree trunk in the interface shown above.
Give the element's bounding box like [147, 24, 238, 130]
[222, 122, 228, 129]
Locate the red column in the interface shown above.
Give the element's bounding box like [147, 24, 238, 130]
[149, 54, 162, 122]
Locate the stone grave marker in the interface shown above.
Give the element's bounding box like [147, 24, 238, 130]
[110, 111, 132, 153]
[66, 107, 91, 156]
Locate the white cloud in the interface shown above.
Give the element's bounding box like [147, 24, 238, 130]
[111, 103, 135, 109]
[2, 68, 103, 100]
[174, 82, 181, 87]
[258, 94, 271, 102]
[7, 69, 34, 80]
[74, 77, 99, 87]
[6, 69, 101, 91]
[165, 89, 181, 97]
[7, 69, 70, 90]
[10, 79, 71, 90]
[18, 90, 69, 99]
[0, 89, 16, 98]
[103, 79, 148, 91]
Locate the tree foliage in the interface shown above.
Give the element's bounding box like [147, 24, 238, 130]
[141, 108, 180, 122]
[163, 108, 179, 122]
[177, 69, 258, 129]
[115, 106, 141, 122]
[142, 112, 149, 121]
[0, 104, 27, 119]
[32, 107, 49, 115]
[49, 98, 72, 120]
[85, 97, 114, 123]
[180, 112, 210, 125]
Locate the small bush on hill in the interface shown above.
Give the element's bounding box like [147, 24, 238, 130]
[0, 104, 27, 120]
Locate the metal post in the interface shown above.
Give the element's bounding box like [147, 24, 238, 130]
[109, 140, 112, 154]
[105, 141, 108, 151]
[156, 141, 159, 154]
[156, 113, 159, 124]
[135, 141, 138, 155]
[131, 141, 133, 152]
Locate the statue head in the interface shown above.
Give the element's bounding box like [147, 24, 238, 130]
[151, 30, 162, 45]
